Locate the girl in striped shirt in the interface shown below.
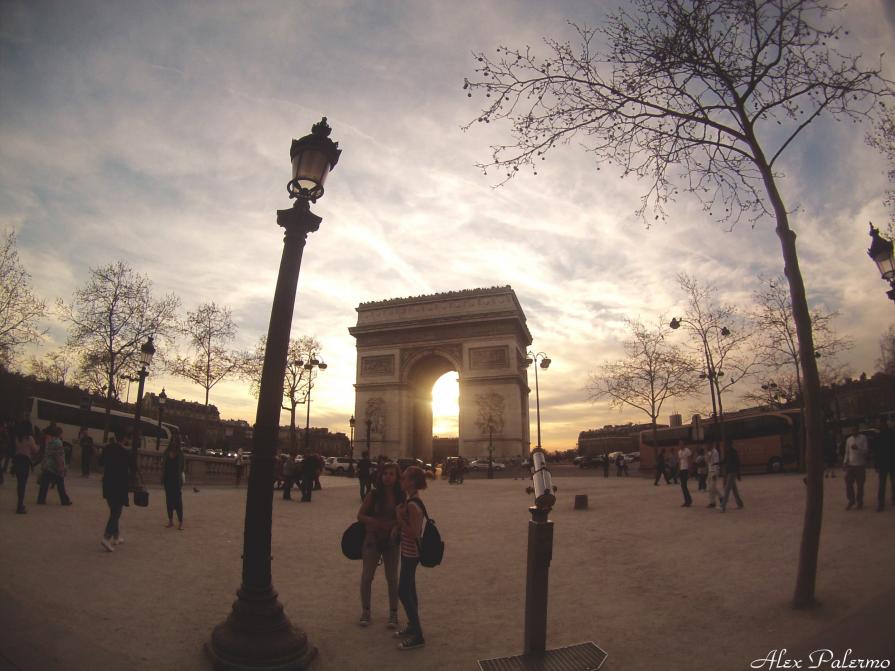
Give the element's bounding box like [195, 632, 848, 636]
[394, 465, 428, 650]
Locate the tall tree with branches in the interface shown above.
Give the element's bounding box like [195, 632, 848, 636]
[752, 275, 852, 457]
[0, 230, 46, 367]
[28, 349, 74, 385]
[586, 317, 699, 450]
[58, 261, 180, 440]
[867, 109, 895, 230]
[465, 0, 892, 609]
[170, 303, 245, 448]
[244, 335, 320, 453]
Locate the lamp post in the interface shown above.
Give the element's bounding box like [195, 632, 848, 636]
[131, 336, 155, 459]
[207, 117, 340, 670]
[669, 317, 730, 449]
[525, 351, 551, 451]
[868, 223, 895, 304]
[349, 415, 356, 476]
[299, 355, 327, 454]
[156, 388, 167, 450]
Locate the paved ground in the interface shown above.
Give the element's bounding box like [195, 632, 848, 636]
[0, 469, 893, 671]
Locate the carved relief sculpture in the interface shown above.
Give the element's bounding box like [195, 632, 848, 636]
[361, 354, 395, 377]
[475, 392, 505, 435]
[469, 345, 509, 370]
[365, 397, 387, 436]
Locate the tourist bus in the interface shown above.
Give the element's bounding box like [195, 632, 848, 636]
[639, 409, 802, 474]
[25, 396, 179, 450]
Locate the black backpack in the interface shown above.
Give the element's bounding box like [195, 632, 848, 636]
[409, 497, 444, 568]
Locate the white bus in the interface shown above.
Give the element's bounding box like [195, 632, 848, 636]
[25, 396, 179, 450]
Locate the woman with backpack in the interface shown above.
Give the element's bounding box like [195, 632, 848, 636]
[356, 462, 404, 629]
[394, 465, 428, 651]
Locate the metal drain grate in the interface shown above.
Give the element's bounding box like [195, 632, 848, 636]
[478, 642, 608, 671]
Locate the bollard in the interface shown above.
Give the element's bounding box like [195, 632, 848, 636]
[573, 494, 588, 510]
[524, 505, 553, 655]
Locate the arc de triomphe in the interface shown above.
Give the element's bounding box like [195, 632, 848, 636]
[349, 286, 533, 463]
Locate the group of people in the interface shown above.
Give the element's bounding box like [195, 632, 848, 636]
[277, 451, 324, 502]
[355, 462, 430, 651]
[839, 419, 895, 512]
[3, 420, 187, 549]
[655, 441, 744, 512]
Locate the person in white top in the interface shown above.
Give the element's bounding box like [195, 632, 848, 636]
[843, 426, 869, 510]
[706, 445, 722, 508]
[677, 441, 693, 507]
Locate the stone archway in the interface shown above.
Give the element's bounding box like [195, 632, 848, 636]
[349, 286, 532, 462]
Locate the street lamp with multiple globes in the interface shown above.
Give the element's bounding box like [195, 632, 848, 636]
[156, 388, 167, 451]
[206, 117, 340, 671]
[131, 336, 155, 456]
[299, 355, 327, 453]
[348, 415, 356, 476]
[525, 351, 551, 450]
[669, 317, 730, 448]
[868, 223, 895, 304]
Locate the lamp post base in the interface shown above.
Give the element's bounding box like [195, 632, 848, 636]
[206, 587, 317, 671]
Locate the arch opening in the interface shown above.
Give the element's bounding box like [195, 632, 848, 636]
[407, 354, 456, 462]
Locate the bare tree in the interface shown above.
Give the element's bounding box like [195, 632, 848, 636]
[57, 261, 180, 440]
[587, 317, 699, 450]
[867, 109, 895, 230]
[752, 275, 852, 434]
[169, 303, 245, 447]
[877, 325, 895, 375]
[28, 349, 75, 385]
[465, 0, 892, 609]
[244, 335, 320, 453]
[0, 230, 46, 366]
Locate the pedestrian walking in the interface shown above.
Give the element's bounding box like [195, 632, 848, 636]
[394, 465, 428, 650]
[456, 457, 466, 484]
[100, 430, 133, 551]
[720, 444, 744, 512]
[615, 453, 625, 477]
[79, 427, 94, 477]
[357, 450, 372, 501]
[162, 435, 185, 530]
[313, 452, 323, 491]
[873, 417, 895, 511]
[12, 420, 39, 514]
[677, 441, 692, 507]
[234, 447, 245, 487]
[669, 450, 680, 484]
[843, 425, 869, 510]
[654, 449, 670, 485]
[282, 453, 296, 500]
[357, 462, 404, 629]
[694, 448, 707, 491]
[706, 444, 722, 508]
[36, 425, 72, 506]
[300, 452, 317, 502]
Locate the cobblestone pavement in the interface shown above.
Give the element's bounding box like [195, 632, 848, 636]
[0, 470, 893, 670]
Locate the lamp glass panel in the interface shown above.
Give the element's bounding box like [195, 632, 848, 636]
[874, 253, 895, 280]
[291, 150, 331, 191]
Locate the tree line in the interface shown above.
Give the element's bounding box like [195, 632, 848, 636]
[0, 247, 321, 448]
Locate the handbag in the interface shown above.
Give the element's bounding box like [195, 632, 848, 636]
[341, 521, 365, 560]
[132, 471, 150, 507]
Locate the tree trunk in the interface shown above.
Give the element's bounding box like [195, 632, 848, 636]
[756, 158, 825, 609]
[290, 404, 297, 454]
[103, 352, 114, 443]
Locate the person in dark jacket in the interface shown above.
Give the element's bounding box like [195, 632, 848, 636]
[874, 417, 895, 511]
[100, 430, 133, 552]
[162, 435, 185, 529]
[720, 444, 744, 512]
[300, 452, 317, 502]
[79, 427, 94, 477]
[654, 449, 670, 485]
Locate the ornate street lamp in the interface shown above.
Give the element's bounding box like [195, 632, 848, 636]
[131, 336, 155, 456]
[348, 415, 356, 475]
[525, 352, 551, 451]
[207, 117, 340, 670]
[299, 355, 327, 453]
[156, 388, 167, 451]
[868, 223, 895, 303]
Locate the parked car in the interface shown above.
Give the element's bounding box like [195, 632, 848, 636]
[469, 459, 506, 471]
[184, 446, 201, 455]
[323, 456, 354, 475]
[625, 452, 640, 462]
[396, 458, 435, 477]
[579, 455, 605, 469]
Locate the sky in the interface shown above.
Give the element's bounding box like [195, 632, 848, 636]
[1, 0, 894, 451]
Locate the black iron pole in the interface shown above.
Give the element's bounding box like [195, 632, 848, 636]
[207, 199, 321, 670]
[132, 366, 147, 464]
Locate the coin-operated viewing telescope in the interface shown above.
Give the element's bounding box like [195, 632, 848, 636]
[530, 447, 555, 510]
